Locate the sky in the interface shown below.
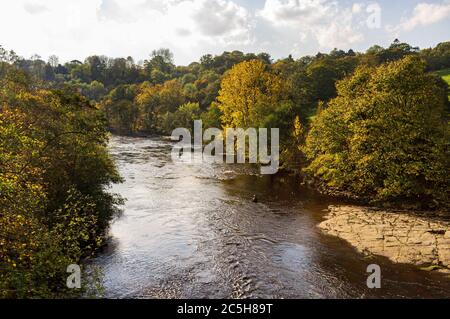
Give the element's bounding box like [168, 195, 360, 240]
[0, 0, 449, 65]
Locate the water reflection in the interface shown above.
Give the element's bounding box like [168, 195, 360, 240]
[92, 136, 450, 299]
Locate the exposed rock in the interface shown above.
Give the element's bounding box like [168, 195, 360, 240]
[318, 206, 450, 273]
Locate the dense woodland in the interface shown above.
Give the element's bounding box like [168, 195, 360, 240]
[1, 40, 449, 297]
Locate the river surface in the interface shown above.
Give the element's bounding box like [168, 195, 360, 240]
[92, 136, 450, 298]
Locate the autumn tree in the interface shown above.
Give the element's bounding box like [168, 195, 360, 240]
[0, 69, 121, 297]
[217, 59, 288, 128]
[304, 56, 450, 208]
[160, 102, 201, 134]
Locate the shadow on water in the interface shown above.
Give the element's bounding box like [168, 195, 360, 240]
[91, 136, 450, 299]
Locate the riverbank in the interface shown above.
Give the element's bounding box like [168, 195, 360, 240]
[318, 206, 450, 273]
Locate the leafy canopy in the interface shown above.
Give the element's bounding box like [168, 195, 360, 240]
[304, 56, 450, 207]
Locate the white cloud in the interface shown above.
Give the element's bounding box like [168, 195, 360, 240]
[95, 0, 251, 40]
[388, 2, 450, 32]
[0, 0, 252, 64]
[97, 0, 171, 23]
[257, 0, 365, 50]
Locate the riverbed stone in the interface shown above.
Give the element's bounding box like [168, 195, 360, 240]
[318, 206, 450, 272]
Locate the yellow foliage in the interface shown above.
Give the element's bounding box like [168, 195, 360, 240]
[217, 59, 287, 128]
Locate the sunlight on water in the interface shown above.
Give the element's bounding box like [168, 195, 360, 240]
[91, 136, 450, 299]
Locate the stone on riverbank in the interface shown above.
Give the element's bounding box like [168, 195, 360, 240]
[318, 206, 450, 272]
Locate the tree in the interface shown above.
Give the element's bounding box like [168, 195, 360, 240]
[272, 59, 316, 124]
[48, 55, 59, 68]
[135, 79, 186, 132]
[200, 54, 214, 69]
[201, 102, 222, 129]
[304, 56, 449, 208]
[160, 102, 201, 134]
[306, 55, 358, 102]
[83, 80, 106, 101]
[85, 55, 107, 82]
[144, 48, 175, 81]
[100, 84, 140, 134]
[194, 70, 220, 109]
[0, 70, 121, 297]
[70, 63, 91, 83]
[281, 115, 306, 173]
[217, 59, 287, 128]
[421, 41, 450, 70]
[151, 48, 174, 64]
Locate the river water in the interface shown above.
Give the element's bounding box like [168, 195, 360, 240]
[92, 136, 450, 298]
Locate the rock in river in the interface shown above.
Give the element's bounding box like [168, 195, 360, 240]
[318, 206, 450, 273]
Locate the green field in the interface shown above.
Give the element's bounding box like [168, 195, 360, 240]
[436, 68, 450, 100]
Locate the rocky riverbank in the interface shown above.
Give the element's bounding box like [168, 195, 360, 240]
[318, 206, 450, 273]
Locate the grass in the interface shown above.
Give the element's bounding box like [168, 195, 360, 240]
[436, 68, 450, 100]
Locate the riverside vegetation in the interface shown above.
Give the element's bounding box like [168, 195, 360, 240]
[1, 40, 449, 297]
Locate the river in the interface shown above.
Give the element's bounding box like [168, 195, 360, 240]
[91, 136, 450, 298]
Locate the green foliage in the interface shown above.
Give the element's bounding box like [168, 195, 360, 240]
[100, 84, 140, 135]
[363, 40, 420, 66]
[306, 55, 358, 102]
[281, 116, 306, 173]
[2, 40, 450, 213]
[216, 59, 309, 168]
[436, 68, 450, 101]
[135, 79, 186, 133]
[304, 56, 450, 208]
[422, 42, 450, 70]
[0, 70, 121, 298]
[160, 102, 201, 134]
[217, 59, 288, 128]
[201, 102, 222, 129]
